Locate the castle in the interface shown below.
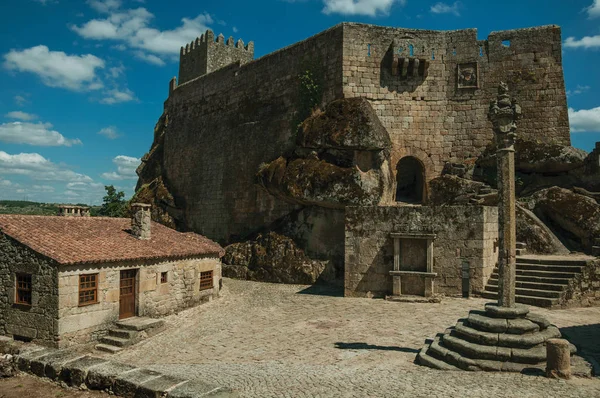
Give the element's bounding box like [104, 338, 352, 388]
[136, 22, 575, 298]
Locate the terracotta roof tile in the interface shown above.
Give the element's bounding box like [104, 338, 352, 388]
[0, 215, 224, 265]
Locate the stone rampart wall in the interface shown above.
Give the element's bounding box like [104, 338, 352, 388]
[164, 25, 344, 243]
[344, 205, 498, 297]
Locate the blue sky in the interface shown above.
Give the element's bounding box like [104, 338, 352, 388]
[0, 0, 599, 205]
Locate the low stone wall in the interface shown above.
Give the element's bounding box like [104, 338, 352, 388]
[0, 338, 235, 397]
[57, 257, 221, 347]
[344, 205, 498, 298]
[561, 259, 600, 308]
[0, 234, 59, 347]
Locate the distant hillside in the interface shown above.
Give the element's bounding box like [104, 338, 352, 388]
[0, 200, 62, 215]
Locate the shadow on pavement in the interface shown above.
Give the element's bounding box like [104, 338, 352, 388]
[334, 342, 420, 353]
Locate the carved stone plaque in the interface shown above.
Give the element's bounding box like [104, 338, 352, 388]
[457, 62, 479, 89]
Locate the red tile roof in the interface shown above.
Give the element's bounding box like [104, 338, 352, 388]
[0, 215, 224, 265]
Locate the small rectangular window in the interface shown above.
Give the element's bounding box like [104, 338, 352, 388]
[15, 274, 32, 306]
[160, 272, 168, 284]
[79, 273, 98, 306]
[199, 270, 213, 291]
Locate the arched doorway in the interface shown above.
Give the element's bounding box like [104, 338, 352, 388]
[395, 156, 425, 204]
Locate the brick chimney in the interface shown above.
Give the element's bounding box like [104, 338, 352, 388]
[131, 203, 151, 240]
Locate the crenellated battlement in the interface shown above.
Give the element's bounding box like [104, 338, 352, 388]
[178, 29, 254, 85]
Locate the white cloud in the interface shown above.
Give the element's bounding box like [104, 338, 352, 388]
[108, 64, 125, 78]
[0, 179, 11, 186]
[564, 35, 600, 49]
[567, 85, 590, 97]
[101, 155, 140, 180]
[72, 5, 214, 61]
[430, 1, 461, 16]
[14, 95, 28, 106]
[569, 107, 600, 132]
[133, 51, 165, 66]
[88, 0, 122, 13]
[0, 122, 82, 147]
[5, 111, 37, 121]
[0, 151, 92, 182]
[322, 0, 404, 16]
[100, 87, 135, 104]
[98, 126, 119, 139]
[232, 27, 238, 33]
[586, 0, 600, 18]
[67, 181, 104, 191]
[3, 45, 105, 91]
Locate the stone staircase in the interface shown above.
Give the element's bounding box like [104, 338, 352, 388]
[95, 317, 165, 354]
[481, 256, 591, 308]
[468, 185, 496, 205]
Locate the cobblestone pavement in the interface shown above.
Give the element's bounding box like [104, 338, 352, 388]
[112, 279, 600, 397]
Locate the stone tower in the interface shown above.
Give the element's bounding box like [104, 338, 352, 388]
[178, 30, 254, 85]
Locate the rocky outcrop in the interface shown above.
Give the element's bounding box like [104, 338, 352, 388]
[222, 232, 333, 284]
[530, 186, 600, 253]
[256, 155, 385, 209]
[130, 177, 182, 230]
[256, 97, 393, 210]
[429, 175, 486, 205]
[298, 98, 392, 150]
[516, 205, 570, 255]
[477, 139, 587, 174]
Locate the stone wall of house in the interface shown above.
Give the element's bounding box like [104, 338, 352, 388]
[560, 259, 600, 308]
[344, 205, 498, 298]
[0, 233, 59, 347]
[56, 257, 221, 346]
[342, 23, 569, 182]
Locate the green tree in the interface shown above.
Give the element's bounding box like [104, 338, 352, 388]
[96, 185, 128, 217]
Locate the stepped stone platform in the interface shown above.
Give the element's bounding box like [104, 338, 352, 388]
[417, 303, 574, 372]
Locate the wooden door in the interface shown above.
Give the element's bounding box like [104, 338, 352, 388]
[119, 269, 137, 319]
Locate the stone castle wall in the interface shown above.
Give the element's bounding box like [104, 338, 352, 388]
[151, 22, 569, 246]
[163, 25, 344, 242]
[342, 23, 569, 180]
[56, 257, 221, 347]
[0, 233, 59, 347]
[344, 206, 498, 298]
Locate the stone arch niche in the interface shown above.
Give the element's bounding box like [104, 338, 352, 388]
[395, 156, 425, 204]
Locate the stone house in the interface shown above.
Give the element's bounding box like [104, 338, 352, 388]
[0, 204, 223, 348]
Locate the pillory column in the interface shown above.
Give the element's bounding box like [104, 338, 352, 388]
[131, 203, 152, 240]
[488, 82, 521, 308]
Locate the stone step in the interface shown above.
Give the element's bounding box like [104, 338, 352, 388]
[466, 312, 540, 334]
[484, 285, 563, 299]
[109, 328, 138, 339]
[489, 273, 571, 285]
[486, 279, 567, 292]
[442, 333, 547, 364]
[94, 344, 122, 354]
[516, 249, 526, 256]
[480, 291, 558, 307]
[479, 187, 493, 195]
[454, 320, 561, 349]
[516, 263, 584, 273]
[115, 317, 165, 332]
[99, 336, 133, 348]
[416, 340, 459, 371]
[513, 269, 579, 279]
[516, 242, 527, 249]
[516, 258, 589, 267]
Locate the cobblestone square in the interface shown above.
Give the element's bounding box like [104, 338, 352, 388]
[110, 279, 600, 397]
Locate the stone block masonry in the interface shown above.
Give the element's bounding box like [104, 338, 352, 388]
[344, 205, 498, 298]
[56, 257, 220, 347]
[0, 234, 59, 347]
[150, 22, 570, 249]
